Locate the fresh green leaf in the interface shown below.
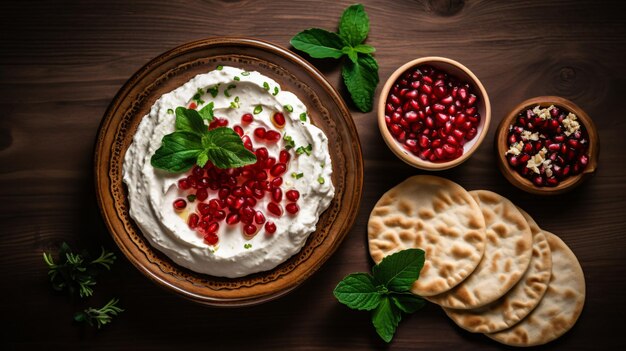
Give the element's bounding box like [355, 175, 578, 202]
[91, 248, 116, 270]
[333, 273, 382, 311]
[391, 293, 426, 314]
[198, 102, 214, 122]
[371, 297, 401, 343]
[341, 53, 379, 112]
[372, 248, 425, 292]
[74, 298, 124, 329]
[202, 127, 257, 169]
[338, 4, 370, 47]
[175, 107, 207, 134]
[353, 44, 376, 54]
[290, 28, 347, 59]
[150, 131, 204, 172]
[196, 152, 209, 168]
[342, 46, 358, 63]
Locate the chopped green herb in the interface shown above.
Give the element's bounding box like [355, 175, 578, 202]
[296, 144, 313, 156]
[187, 194, 196, 202]
[241, 71, 250, 76]
[167, 108, 174, 115]
[216, 65, 223, 70]
[224, 84, 236, 98]
[253, 105, 263, 114]
[318, 175, 325, 184]
[283, 135, 295, 150]
[273, 87, 279, 96]
[192, 88, 205, 105]
[284, 104, 294, 113]
[207, 84, 220, 98]
[292, 172, 304, 179]
[321, 162, 326, 168]
[234, 76, 240, 81]
[263, 82, 270, 91]
[244, 243, 252, 249]
[299, 112, 307, 122]
[230, 96, 241, 109]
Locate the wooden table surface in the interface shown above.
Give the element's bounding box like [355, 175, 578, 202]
[2, 0, 625, 349]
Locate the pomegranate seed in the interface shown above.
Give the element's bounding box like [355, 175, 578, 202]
[254, 211, 266, 225]
[256, 170, 268, 181]
[207, 222, 219, 233]
[270, 163, 287, 177]
[267, 202, 283, 216]
[192, 166, 204, 177]
[271, 177, 283, 188]
[254, 127, 266, 139]
[404, 111, 418, 123]
[197, 203, 211, 216]
[264, 157, 276, 169]
[265, 221, 277, 234]
[286, 189, 300, 202]
[204, 233, 219, 245]
[272, 187, 283, 202]
[285, 203, 299, 214]
[233, 125, 244, 137]
[197, 177, 210, 188]
[244, 224, 258, 236]
[242, 135, 253, 150]
[226, 213, 240, 225]
[218, 187, 230, 200]
[178, 179, 190, 190]
[256, 147, 269, 161]
[405, 89, 418, 99]
[508, 156, 519, 167]
[213, 210, 226, 220]
[188, 213, 199, 229]
[196, 189, 208, 201]
[241, 113, 254, 124]
[265, 130, 281, 142]
[272, 112, 286, 128]
[279, 150, 291, 163]
[189, 102, 197, 110]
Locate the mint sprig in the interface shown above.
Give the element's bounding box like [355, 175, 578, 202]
[333, 249, 426, 343]
[290, 4, 379, 112]
[150, 105, 256, 172]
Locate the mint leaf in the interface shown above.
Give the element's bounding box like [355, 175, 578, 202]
[333, 273, 382, 311]
[371, 297, 401, 343]
[372, 248, 425, 292]
[341, 53, 379, 112]
[341, 46, 358, 63]
[150, 132, 204, 172]
[175, 107, 206, 135]
[338, 4, 370, 47]
[198, 102, 214, 122]
[202, 127, 257, 169]
[290, 28, 347, 59]
[391, 294, 426, 314]
[353, 44, 375, 54]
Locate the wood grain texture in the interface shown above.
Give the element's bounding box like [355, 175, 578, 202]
[1, 0, 625, 349]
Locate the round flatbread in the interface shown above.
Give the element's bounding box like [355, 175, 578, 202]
[427, 191, 533, 309]
[486, 232, 585, 347]
[443, 210, 552, 332]
[368, 175, 486, 297]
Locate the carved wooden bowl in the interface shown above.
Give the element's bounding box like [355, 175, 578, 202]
[94, 37, 363, 306]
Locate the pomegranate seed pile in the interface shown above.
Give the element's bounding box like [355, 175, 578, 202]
[172, 112, 300, 245]
[506, 105, 589, 187]
[384, 65, 481, 162]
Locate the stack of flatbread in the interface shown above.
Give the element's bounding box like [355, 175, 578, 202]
[368, 175, 585, 347]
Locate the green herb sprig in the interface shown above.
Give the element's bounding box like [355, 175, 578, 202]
[74, 298, 124, 329]
[333, 249, 426, 343]
[43, 242, 116, 298]
[150, 105, 256, 172]
[290, 4, 379, 112]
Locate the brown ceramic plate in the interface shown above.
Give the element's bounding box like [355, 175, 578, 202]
[94, 37, 363, 306]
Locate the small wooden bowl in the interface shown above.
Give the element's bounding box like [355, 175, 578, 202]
[377, 57, 491, 170]
[496, 96, 599, 195]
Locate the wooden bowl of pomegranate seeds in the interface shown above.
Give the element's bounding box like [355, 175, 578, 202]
[496, 96, 599, 195]
[378, 56, 491, 170]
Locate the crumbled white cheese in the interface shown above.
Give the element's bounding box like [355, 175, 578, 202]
[562, 112, 580, 136]
[521, 130, 539, 141]
[539, 147, 548, 157]
[506, 141, 524, 156]
[544, 161, 553, 177]
[526, 152, 544, 174]
[533, 105, 555, 120]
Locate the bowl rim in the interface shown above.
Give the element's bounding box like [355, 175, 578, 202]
[495, 95, 599, 195]
[377, 56, 491, 170]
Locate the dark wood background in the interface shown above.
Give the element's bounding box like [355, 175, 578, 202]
[2, 0, 625, 349]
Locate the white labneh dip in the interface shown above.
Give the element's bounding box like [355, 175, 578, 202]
[123, 66, 335, 278]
